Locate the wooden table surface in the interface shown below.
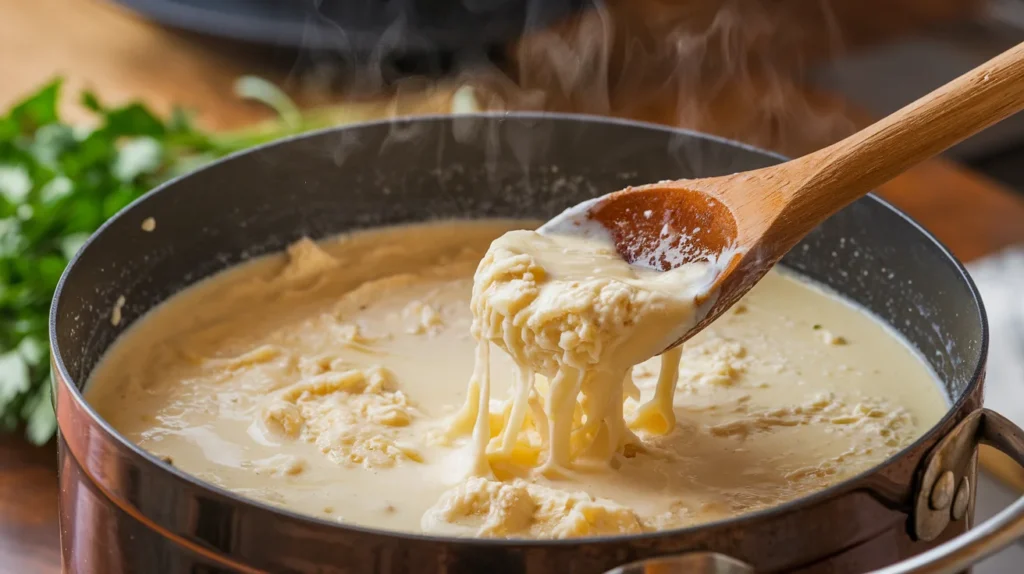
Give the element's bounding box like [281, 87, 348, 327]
[2, 0, 1024, 572]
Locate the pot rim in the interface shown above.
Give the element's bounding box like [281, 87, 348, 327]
[49, 111, 990, 548]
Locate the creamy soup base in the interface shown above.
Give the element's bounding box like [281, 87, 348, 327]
[86, 220, 949, 538]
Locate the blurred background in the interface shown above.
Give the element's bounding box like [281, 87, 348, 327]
[9, 0, 1024, 174]
[1, 0, 1023, 571]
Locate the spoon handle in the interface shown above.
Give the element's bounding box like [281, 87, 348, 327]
[785, 41, 1024, 218]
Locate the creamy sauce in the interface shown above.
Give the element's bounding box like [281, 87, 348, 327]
[86, 220, 949, 538]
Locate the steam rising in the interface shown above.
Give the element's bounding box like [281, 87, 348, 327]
[506, 0, 857, 156]
[297, 0, 858, 162]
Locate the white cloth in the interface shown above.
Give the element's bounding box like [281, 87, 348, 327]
[968, 246, 1024, 430]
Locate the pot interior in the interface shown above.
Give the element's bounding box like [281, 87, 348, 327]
[53, 113, 984, 417]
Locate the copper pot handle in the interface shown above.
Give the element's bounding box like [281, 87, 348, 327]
[869, 408, 1024, 574]
[604, 409, 1024, 574]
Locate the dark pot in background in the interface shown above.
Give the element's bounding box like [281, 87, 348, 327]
[111, 0, 590, 80]
[111, 0, 588, 52]
[50, 114, 1024, 573]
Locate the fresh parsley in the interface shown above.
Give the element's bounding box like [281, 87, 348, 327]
[0, 76, 356, 445]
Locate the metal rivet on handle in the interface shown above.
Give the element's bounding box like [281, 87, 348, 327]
[951, 476, 971, 521]
[930, 470, 955, 510]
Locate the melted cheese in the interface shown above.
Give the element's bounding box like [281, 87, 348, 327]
[451, 230, 716, 477]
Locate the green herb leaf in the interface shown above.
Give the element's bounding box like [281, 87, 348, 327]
[81, 90, 103, 113]
[22, 382, 56, 445]
[0, 351, 30, 408]
[59, 232, 90, 260]
[102, 103, 167, 138]
[9, 80, 61, 133]
[234, 75, 302, 129]
[31, 124, 77, 167]
[0, 165, 33, 203]
[114, 137, 163, 182]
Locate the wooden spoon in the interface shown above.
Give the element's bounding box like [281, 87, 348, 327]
[539, 42, 1024, 352]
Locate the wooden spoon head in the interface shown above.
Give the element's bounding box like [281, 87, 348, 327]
[539, 182, 774, 351]
[586, 184, 738, 270]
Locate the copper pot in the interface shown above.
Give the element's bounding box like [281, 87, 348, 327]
[50, 114, 1024, 573]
